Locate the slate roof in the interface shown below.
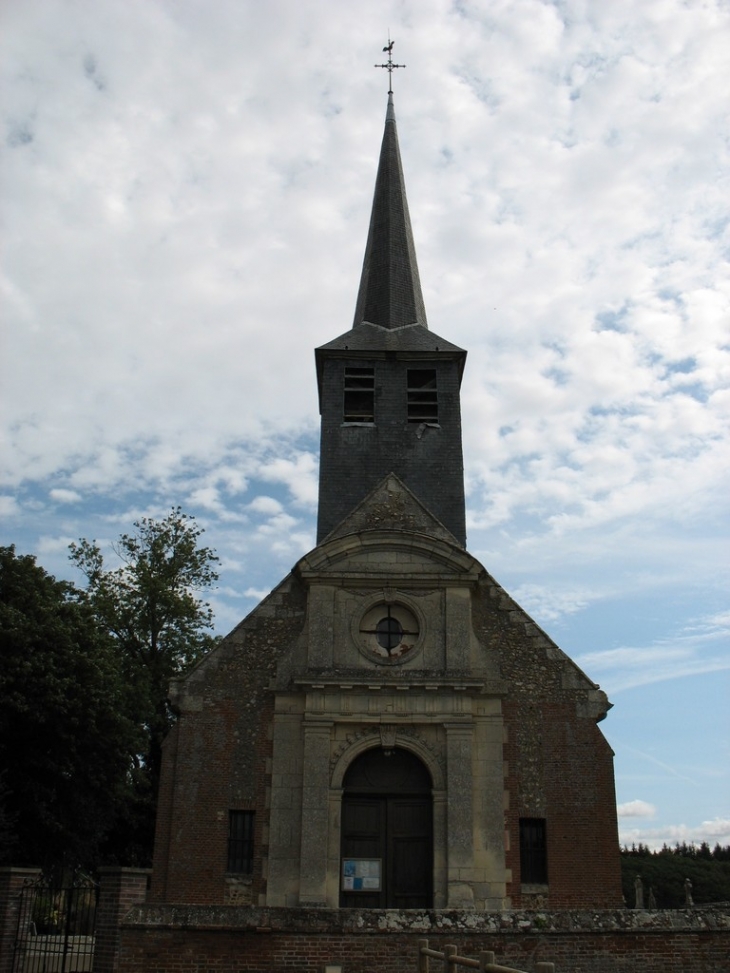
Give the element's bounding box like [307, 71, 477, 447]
[317, 321, 464, 354]
[316, 94, 466, 396]
[351, 92, 428, 331]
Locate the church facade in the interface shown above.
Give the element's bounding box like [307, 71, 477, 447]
[150, 92, 622, 913]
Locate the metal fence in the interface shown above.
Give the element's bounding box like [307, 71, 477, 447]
[12, 874, 98, 973]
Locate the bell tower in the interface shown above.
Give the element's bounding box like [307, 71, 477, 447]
[315, 91, 467, 546]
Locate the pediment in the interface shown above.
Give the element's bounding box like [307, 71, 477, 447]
[321, 472, 460, 547]
[298, 528, 479, 583]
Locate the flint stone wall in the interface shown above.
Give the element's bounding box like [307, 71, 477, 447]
[119, 904, 730, 973]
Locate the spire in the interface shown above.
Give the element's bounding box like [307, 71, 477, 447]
[352, 92, 428, 330]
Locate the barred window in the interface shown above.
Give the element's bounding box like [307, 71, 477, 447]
[344, 367, 375, 423]
[407, 369, 438, 423]
[519, 817, 547, 884]
[227, 810, 254, 874]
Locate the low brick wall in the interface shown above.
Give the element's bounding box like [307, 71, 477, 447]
[119, 904, 730, 973]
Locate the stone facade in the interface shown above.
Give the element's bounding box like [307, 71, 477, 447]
[151, 476, 622, 911]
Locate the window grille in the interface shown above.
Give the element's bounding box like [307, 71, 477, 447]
[407, 369, 438, 423]
[227, 810, 255, 874]
[344, 367, 375, 422]
[519, 817, 548, 884]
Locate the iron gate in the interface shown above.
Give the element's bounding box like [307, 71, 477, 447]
[12, 874, 98, 973]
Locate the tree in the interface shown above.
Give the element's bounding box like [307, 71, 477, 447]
[621, 843, 730, 906]
[70, 507, 219, 862]
[0, 772, 17, 865]
[0, 545, 139, 872]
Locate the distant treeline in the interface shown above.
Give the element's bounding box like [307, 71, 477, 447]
[621, 842, 730, 907]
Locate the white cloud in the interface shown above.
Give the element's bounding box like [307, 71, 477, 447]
[36, 535, 76, 556]
[244, 587, 271, 601]
[618, 800, 656, 819]
[187, 486, 224, 514]
[0, 495, 20, 519]
[576, 612, 730, 692]
[509, 582, 600, 622]
[258, 454, 319, 507]
[247, 495, 283, 516]
[49, 488, 82, 504]
[3, 0, 729, 538]
[186, 485, 248, 521]
[620, 817, 730, 852]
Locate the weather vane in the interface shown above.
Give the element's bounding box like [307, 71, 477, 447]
[374, 35, 405, 94]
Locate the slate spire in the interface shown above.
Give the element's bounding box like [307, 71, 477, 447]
[352, 92, 428, 330]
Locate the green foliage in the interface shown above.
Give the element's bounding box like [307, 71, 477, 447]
[0, 509, 219, 872]
[70, 507, 219, 862]
[621, 843, 730, 907]
[0, 545, 139, 872]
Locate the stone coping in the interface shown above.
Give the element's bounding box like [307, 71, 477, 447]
[122, 905, 730, 935]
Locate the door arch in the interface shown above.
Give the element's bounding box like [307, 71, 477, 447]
[340, 747, 433, 908]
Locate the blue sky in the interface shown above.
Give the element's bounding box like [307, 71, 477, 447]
[1, 0, 728, 851]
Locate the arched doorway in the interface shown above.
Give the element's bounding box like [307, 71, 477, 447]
[340, 747, 433, 908]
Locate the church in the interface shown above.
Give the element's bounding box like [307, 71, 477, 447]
[149, 83, 623, 914]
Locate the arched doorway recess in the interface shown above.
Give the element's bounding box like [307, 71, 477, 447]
[340, 747, 433, 908]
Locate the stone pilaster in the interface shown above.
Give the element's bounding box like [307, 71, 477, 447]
[298, 720, 333, 906]
[445, 722, 475, 908]
[266, 710, 304, 906]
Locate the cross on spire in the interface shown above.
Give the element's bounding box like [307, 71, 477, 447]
[374, 37, 405, 94]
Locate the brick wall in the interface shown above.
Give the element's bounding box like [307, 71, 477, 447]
[502, 698, 622, 909]
[94, 868, 150, 973]
[117, 905, 730, 973]
[474, 581, 623, 910]
[149, 575, 307, 906]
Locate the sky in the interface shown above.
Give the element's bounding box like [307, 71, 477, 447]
[1, 0, 729, 854]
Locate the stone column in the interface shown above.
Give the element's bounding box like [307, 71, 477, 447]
[93, 868, 150, 973]
[445, 722, 475, 908]
[298, 720, 333, 906]
[0, 868, 41, 973]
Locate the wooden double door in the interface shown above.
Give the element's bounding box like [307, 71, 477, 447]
[340, 748, 433, 909]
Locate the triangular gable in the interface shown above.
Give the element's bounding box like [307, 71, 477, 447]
[482, 575, 612, 719]
[321, 472, 459, 546]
